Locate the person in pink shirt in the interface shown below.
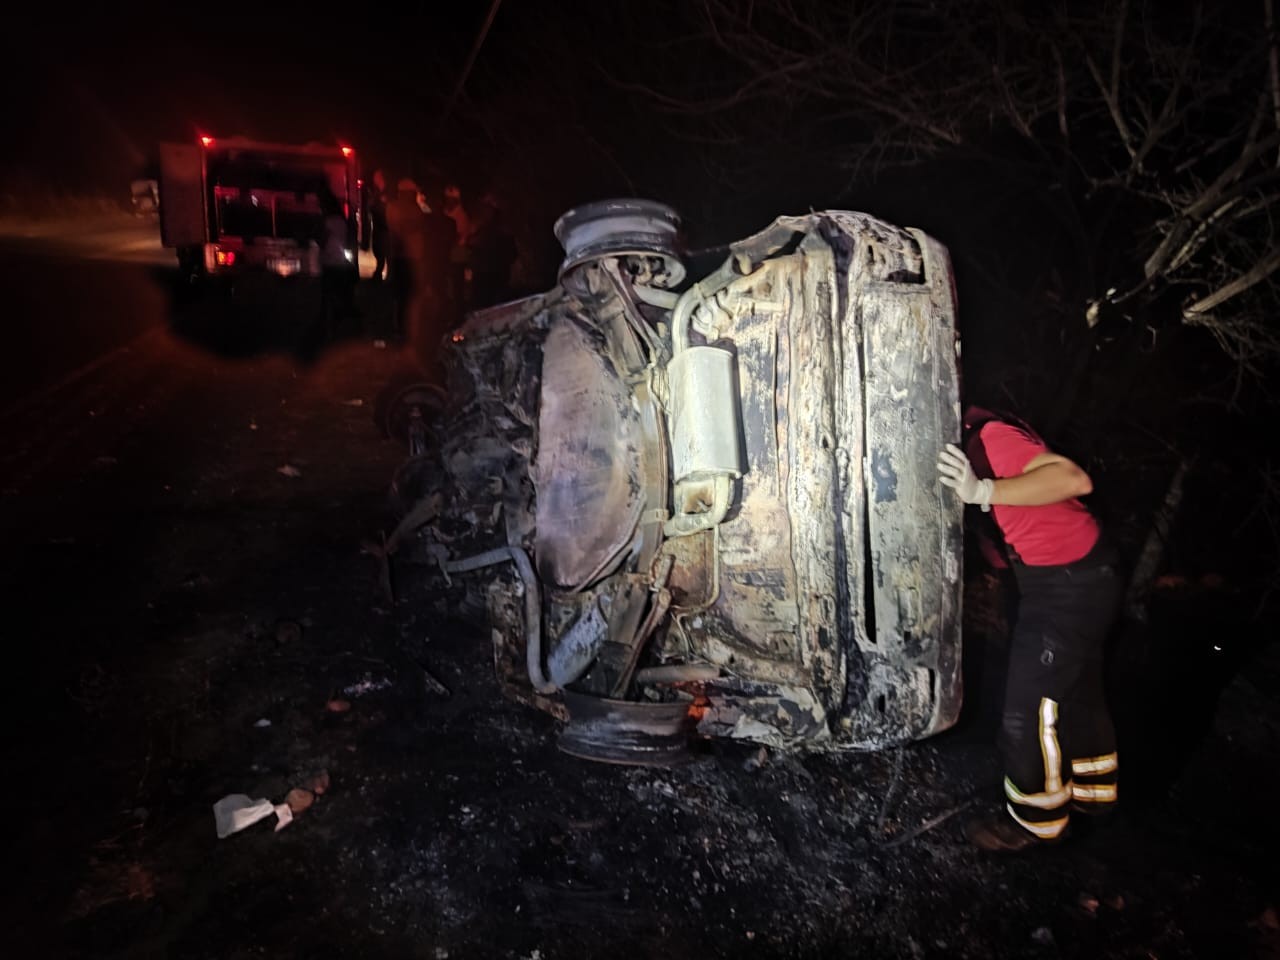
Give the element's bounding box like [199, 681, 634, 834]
[938, 406, 1121, 851]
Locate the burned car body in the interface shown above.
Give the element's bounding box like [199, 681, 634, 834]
[389, 201, 962, 763]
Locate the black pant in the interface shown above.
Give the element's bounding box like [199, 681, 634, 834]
[371, 232, 388, 281]
[999, 539, 1121, 837]
[388, 258, 415, 336]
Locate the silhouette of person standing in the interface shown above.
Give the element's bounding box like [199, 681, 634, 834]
[363, 169, 389, 282]
[415, 184, 459, 371]
[386, 177, 428, 344]
[466, 192, 517, 309]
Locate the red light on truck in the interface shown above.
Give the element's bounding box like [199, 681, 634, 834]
[341, 146, 354, 158]
[200, 136, 214, 148]
[215, 249, 236, 267]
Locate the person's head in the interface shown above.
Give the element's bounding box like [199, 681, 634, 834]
[443, 183, 461, 211]
[962, 404, 1039, 458]
[962, 404, 1000, 434]
[419, 184, 445, 214]
[373, 169, 386, 191]
[397, 177, 419, 200]
[474, 191, 501, 225]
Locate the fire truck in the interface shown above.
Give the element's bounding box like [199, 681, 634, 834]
[158, 135, 360, 283]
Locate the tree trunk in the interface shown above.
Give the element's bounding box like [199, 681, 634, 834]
[1123, 458, 1192, 623]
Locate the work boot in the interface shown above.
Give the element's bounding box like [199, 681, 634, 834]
[965, 811, 1058, 852]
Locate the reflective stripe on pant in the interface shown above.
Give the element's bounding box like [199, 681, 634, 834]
[1071, 751, 1119, 808]
[1004, 697, 1071, 838]
[1000, 546, 1121, 839]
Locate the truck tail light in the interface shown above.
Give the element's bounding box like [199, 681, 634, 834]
[205, 244, 236, 271]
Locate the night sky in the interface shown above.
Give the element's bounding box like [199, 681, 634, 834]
[6, 5, 493, 189]
[4, 2, 885, 246]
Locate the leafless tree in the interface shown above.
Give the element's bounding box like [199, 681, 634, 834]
[607, 0, 1280, 390]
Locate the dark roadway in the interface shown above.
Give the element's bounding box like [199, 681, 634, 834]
[0, 215, 417, 955]
[0, 211, 387, 411]
[0, 215, 170, 411]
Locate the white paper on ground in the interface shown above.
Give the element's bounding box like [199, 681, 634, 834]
[213, 793, 295, 838]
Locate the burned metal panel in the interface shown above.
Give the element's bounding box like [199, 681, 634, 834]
[696, 681, 830, 748]
[673, 238, 852, 748]
[433, 294, 554, 711]
[680, 259, 809, 688]
[675, 213, 961, 751]
[437, 315, 543, 554]
[843, 230, 962, 745]
[487, 581, 568, 723]
[544, 585, 613, 687]
[453, 291, 555, 340]
[657, 528, 717, 612]
[826, 220, 871, 744]
[532, 315, 643, 589]
[912, 231, 964, 737]
[788, 235, 852, 719]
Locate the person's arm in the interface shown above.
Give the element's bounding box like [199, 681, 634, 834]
[988, 451, 1092, 506]
[937, 443, 1092, 511]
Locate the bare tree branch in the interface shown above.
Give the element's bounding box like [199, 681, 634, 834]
[600, 0, 1278, 377]
[1184, 245, 1280, 316]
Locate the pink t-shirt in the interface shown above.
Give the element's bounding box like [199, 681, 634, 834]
[973, 422, 1098, 566]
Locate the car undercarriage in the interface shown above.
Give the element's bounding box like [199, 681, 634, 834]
[379, 201, 963, 765]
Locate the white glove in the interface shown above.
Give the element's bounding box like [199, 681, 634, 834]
[937, 443, 994, 512]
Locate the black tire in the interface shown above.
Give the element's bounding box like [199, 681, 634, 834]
[373, 370, 447, 442]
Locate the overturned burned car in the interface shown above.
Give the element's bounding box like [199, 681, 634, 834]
[383, 201, 962, 764]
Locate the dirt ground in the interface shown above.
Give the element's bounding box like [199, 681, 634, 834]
[4, 281, 1279, 959]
